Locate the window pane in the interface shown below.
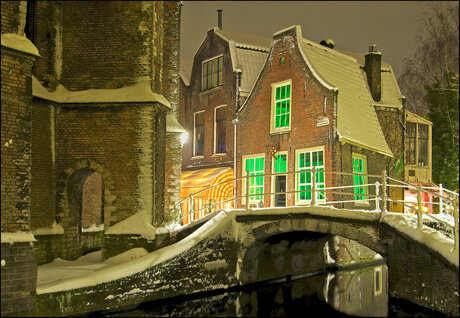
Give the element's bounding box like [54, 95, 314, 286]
[418, 124, 428, 166]
[405, 122, 416, 165]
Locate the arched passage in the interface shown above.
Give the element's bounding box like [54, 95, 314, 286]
[56, 159, 116, 259]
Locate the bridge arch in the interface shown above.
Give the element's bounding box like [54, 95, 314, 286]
[237, 216, 387, 284]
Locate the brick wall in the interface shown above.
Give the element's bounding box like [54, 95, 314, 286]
[165, 132, 182, 222]
[236, 28, 335, 208]
[30, 99, 56, 229]
[1, 48, 36, 232]
[1, 1, 26, 35]
[1, 242, 37, 317]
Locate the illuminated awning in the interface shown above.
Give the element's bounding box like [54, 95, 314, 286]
[180, 167, 234, 200]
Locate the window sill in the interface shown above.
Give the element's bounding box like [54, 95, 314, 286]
[199, 86, 223, 95]
[211, 153, 227, 157]
[354, 200, 370, 206]
[191, 156, 205, 160]
[270, 129, 291, 135]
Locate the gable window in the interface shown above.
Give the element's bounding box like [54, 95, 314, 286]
[214, 105, 226, 154]
[405, 122, 416, 165]
[271, 80, 292, 132]
[352, 153, 368, 202]
[243, 155, 265, 204]
[193, 111, 205, 157]
[202, 55, 223, 91]
[296, 148, 325, 203]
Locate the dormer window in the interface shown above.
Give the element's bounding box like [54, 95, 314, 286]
[202, 55, 223, 91]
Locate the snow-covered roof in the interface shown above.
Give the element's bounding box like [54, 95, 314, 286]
[296, 26, 393, 156]
[214, 28, 271, 52]
[32, 76, 171, 107]
[339, 50, 404, 109]
[180, 59, 193, 86]
[1, 33, 40, 57]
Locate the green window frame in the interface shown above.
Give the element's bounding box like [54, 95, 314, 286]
[244, 156, 265, 202]
[274, 153, 287, 173]
[272, 81, 291, 130]
[352, 153, 368, 201]
[297, 149, 325, 202]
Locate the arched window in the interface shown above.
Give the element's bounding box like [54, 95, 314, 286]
[81, 171, 104, 232]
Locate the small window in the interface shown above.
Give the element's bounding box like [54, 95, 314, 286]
[418, 124, 428, 166]
[194, 111, 205, 157]
[405, 122, 416, 165]
[323, 96, 327, 115]
[202, 55, 223, 91]
[214, 106, 226, 154]
[352, 153, 368, 201]
[271, 80, 292, 132]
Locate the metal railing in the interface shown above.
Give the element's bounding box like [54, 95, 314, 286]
[174, 169, 459, 252]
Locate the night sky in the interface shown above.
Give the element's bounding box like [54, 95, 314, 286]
[180, 1, 431, 80]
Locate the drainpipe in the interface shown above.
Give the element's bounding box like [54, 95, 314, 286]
[233, 69, 242, 207]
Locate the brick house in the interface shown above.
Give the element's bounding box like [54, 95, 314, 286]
[1, 1, 181, 316]
[236, 25, 414, 210]
[178, 25, 270, 220]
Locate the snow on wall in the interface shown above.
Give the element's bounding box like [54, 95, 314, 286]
[31, 76, 170, 106]
[381, 212, 458, 267]
[32, 221, 64, 236]
[1, 33, 40, 57]
[1, 231, 36, 244]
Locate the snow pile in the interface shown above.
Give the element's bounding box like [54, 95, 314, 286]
[37, 248, 148, 286]
[381, 212, 458, 267]
[105, 211, 157, 240]
[1, 33, 40, 56]
[81, 224, 104, 233]
[37, 211, 231, 294]
[1, 231, 36, 244]
[155, 221, 182, 235]
[32, 221, 64, 236]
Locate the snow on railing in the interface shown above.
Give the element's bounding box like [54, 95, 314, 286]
[175, 169, 459, 252]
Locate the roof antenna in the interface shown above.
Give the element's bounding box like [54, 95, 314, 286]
[217, 9, 223, 30]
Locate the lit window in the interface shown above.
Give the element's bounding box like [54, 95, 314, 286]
[194, 111, 205, 157]
[214, 106, 226, 154]
[202, 55, 223, 91]
[405, 122, 416, 165]
[418, 124, 428, 166]
[271, 80, 291, 132]
[244, 156, 264, 203]
[296, 149, 325, 202]
[352, 153, 368, 201]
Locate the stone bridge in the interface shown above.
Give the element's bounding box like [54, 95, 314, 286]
[36, 206, 459, 317]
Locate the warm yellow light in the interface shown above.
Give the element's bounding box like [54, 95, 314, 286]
[422, 206, 428, 212]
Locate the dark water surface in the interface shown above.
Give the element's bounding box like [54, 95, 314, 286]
[99, 263, 451, 317]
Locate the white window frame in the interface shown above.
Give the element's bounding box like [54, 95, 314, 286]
[271, 151, 288, 207]
[193, 110, 205, 158]
[213, 105, 227, 155]
[242, 153, 265, 205]
[295, 146, 326, 205]
[202, 54, 224, 91]
[270, 79, 292, 134]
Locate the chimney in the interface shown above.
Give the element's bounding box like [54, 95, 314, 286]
[364, 44, 382, 101]
[217, 9, 223, 29]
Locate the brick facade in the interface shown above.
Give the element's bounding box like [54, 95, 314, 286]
[2, 1, 181, 315]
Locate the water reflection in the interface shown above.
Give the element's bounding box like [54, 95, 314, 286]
[105, 263, 388, 317]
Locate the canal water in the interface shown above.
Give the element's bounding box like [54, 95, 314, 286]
[100, 263, 451, 317]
